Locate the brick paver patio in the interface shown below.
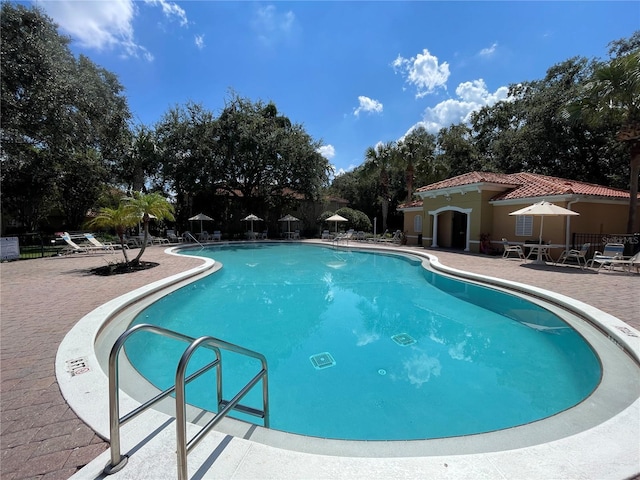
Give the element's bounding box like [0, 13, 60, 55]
[1, 244, 638, 479]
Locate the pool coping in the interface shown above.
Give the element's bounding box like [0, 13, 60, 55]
[56, 242, 640, 479]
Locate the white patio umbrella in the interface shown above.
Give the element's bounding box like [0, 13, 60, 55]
[278, 214, 299, 235]
[326, 213, 348, 233]
[509, 201, 579, 264]
[241, 213, 263, 232]
[188, 213, 214, 233]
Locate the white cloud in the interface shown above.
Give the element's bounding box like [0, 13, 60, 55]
[392, 49, 450, 98]
[318, 144, 335, 159]
[195, 34, 205, 50]
[39, 0, 189, 61]
[353, 96, 383, 117]
[415, 79, 510, 134]
[252, 5, 296, 46]
[479, 42, 498, 57]
[143, 0, 188, 26]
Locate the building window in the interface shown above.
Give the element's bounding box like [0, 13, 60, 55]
[413, 215, 422, 233]
[515, 215, 533, 236]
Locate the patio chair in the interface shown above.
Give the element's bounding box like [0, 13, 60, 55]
[166, 230, 183, 243]
[502, 238, 525, 260]
[212, 231, 222, 241]
[59, 233, 104, 255]
[84, 233, 128, 251]
[586, 243, 626, 271]
[603, 251, 640, 274]
[321, 230, 332, 240]
[333, 229, 354, 244]
[555, 242, 590, 269]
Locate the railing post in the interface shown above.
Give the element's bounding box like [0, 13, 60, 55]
[103, 331, 132, 474]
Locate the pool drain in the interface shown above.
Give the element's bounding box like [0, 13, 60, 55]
[310, 352, 336, 370]
[391, 333, 416, 346]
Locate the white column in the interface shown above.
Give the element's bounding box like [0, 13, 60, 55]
[464, 214, 471, 252]
[431, 213, 439, 247]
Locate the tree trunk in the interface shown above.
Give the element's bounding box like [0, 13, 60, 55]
[626, 141, 640, 233]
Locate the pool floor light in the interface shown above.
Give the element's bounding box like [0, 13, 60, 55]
[391, 333, 416, 346]
[310, 352, 336, 370]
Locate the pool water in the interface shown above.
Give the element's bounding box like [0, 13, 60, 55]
[126, 243, 601, 440]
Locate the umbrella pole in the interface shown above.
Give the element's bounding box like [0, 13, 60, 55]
[535, 217, 545, 263]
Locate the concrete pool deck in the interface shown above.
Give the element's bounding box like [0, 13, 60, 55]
[1, 242, 639, 479]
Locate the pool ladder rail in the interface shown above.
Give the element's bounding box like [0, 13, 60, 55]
[103, 323, 270, 480]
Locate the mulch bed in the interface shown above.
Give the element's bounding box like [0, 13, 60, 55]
[90, 261, 159, 276]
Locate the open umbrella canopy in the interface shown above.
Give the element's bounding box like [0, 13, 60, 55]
[189, 213, 214, 221]
[279, 214, 299, 235]
[508, 201, 579, 218]
[242, 213, 263, 232]
[509, 201, 579, 263]
[278, 214, 299, 222]
[188, 213, 214, 233]
[326, 213, 348, 233]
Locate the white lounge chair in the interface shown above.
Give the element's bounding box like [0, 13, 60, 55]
[333, 229, 354, 243]
[59, 233, 105, 255]
[586, 243, 626, 271]
[84, 233, 127, 251]
[555, 242, 590, 269]
[502, 238, 525, 260]
[166, 230, 183, 243]
[605, 251, 640, 274]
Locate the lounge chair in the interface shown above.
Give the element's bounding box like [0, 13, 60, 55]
[586, 243, 626, 271]
[333, 229, 354, 244]
[166, 230, 183, 243]
[84, 233, 127, 251]
[378, 230, 402, 244]
[555, 242, 590, 269]
[59, 233, 105, 255]
[502, 238, 525, 260]
[604, 251, 640, 274]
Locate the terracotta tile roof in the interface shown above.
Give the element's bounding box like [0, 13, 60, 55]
[415, 171, 636, 200]
[397, 199, 423, 209]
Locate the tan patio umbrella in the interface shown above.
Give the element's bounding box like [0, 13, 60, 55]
[188, 213, 214, 233]
[279, 214, 300, 235]
[509, 201, 579, 264]
[241, 213, 263, 232]
[326, 213, 348, 233]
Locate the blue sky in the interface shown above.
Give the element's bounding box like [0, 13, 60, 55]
[29, 0, 639, 176]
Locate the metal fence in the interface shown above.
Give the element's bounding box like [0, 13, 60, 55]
[1, 233, 66, 260]
[572, 233, 640, 258]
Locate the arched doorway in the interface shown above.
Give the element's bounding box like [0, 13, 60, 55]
[428, 206, 472, 252]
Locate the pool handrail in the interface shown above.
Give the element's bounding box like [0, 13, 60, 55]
[103, 323, 269, 479]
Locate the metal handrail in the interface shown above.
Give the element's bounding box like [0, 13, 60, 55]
[176, 336, 269, 480]
[103, 323, 269, 479]
[184, 232, 203, 246]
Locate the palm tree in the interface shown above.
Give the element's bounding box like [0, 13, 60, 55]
[124, 191, 175, 264]
[86, 205, 138, 263]
[571, 49, 640, 233]
[363, 142, 395, 231]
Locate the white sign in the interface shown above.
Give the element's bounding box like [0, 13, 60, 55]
[0, 237, 20, 261]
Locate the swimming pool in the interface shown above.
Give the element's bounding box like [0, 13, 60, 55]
[124, 243, 601, 441]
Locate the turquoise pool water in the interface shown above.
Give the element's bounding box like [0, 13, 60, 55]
[126, 243, 601, 440]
